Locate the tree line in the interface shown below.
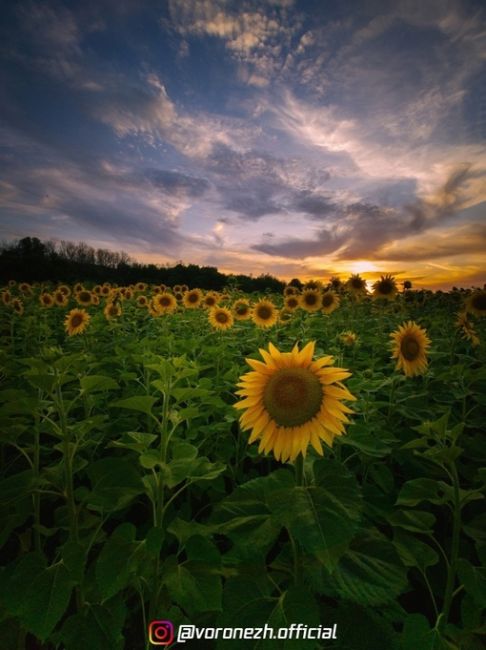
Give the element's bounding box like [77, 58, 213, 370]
[0, 237, 286, 292]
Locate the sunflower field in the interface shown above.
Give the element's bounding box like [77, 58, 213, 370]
[0, 278, 485, 650]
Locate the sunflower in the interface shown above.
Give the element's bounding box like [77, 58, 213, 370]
[104, 302, 122, 320]
[300, 289, 322, 313]
[346, 274, 367, 296]
[54, 290, 68, 307]
[304, 280, 322, 291]
[123, 288, 133, 300]
[174, 291, 184, 302]
[209, 306, 234, 330]
[390, 321, 430, 377]
[76, 290, 93, 306]
[284, 286, 299, 296]
[73, 283, 83, 294]
[136, 282, 147, 292]
[465, 289, 486, 318]
[93, 285, 102, 295]
[58, 284, 71, 297]
[152, 292, 177, 314]
[372, 274, 397, 301]
[19, 283, 32, 295]
[235, 341, 355, 463]
[456, 312, 480, 347]
[329, 276, 342, 291]
[40, 293, 54, 308]
[180, 284, 189, 293]
[183, 288, 203, 309]
[1, 290, 11, 306]
[340, 331, 358, 346]
[321, 291, 340, 314]
[233, 299, 251, 320]
[203, 292, 219, 308]
[100, 285, 111, 297]
[8, 280, 16, 287]
[173, 284, 182, 294]
[64, 308, 90, 336]
[12, 298, 24, 315]
[252, 299, 278, 328]
[403, 280, 412, 290]
[284, 295, 300, 311]
[137, 295, 148, 307]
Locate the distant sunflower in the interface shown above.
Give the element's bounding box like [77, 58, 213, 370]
[8, 280, 16, 287]
[390, 321, 430, 377]
[137, 295, 148, 308]
[329, 276, 342, 291]
[304, 280, 322, 291]
[203, 292, 219, 308]
[100, 285, 111, 297]
[40, 293, 54, 308]
[73, 283, 83, 294]
[183, 288, 203, 309]
[64, 308, 90, 336]
[456, 311, 480, 347]
[136, 282, 147, 292]
[284, 295, 300, 311]
[340, 331, 358, 346]
[235, 341, 355, 463]
[403, 280, 412, 290]
[252, 299, 278, 328]
[373, 274, 397, 301]
[123, 288, 133, 300]
[104, 302, 122, 320]
[58, 284, 71, 297]
[1, 290, 11, 306]
[152, 292, 177, 314]
[233, 299, 251, 320]
[209, 306, 234, 330]
[180, 284, 189, 293]
[76, 290, 93, 306]
[174, 291, 184, 302]
[173, 284, 182, 294]
[93, 285, 102, 295]
[321, 291, 340, 314]
[300, 289, 322, 313]
[12, 298, 24, 315]
[54, 290, 68, 307]
[346, 274, 367, 296]
[19, 283, 32, 295]
[284, 286, 299, 296]
[465, 289, 486, 318]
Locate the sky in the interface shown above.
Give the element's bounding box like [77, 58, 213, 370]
[0, 0, 485, 289]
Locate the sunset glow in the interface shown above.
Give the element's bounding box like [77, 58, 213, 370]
[0, 0, 485, 288]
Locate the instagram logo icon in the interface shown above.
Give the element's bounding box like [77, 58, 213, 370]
[148, 620, 174, 646]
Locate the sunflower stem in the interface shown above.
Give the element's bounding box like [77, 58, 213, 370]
[440, 461, 461, 629]
[294, 454, 304, 486]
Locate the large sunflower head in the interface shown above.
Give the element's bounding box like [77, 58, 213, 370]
[321, 291, 340, 314]
[252, 300, 278, 328]
[40, 293, 54, 308]
[183, 288, 203, 309]
[233, 299, 252, 320]
[209, 306, 234, 330]
[76, 289, 93, 306]
[390, 320, 430, 377]
[235, 341, 355, 463]
[64, 308, 90, 336]
[465, 289, 486, 318]
[300, 289, 322, 313]
[372, 274, 397, 301]
[152, 292, 177, 314]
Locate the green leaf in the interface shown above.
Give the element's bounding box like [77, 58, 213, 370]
[85, 458, 144, 511]
[393, 530, 439, 570]
[329, 533, 408, 605]
[96, 523, 138, 601]
[80, 375, 119, 393]
[268, 460, 361, 570]
[401, 613, 451, 650]
[457, 559, 486, 607]
[163, 554, 222, 616]
[396, 478, 452, 507]
[17, 562, 74, 641]
[212, 470, 294, 560]
[58, 603, 125, 650]
[389, 509, 436, 534]
[110, 395, 158, 416]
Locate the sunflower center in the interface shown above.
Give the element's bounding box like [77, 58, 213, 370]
[472, 293, 486, 310]
[263, 367, 323, 427]
[288, 298, 298, 308]
[400, 335, 420, 361]
[236, 305, 248, 315]
[79, 291, 91, 302]
[379, 281, 393, 294]
[188, 293, 198, 303]
[257, 305, 272, 320]
[215, 311, 228, 323]
[206, 297, 216, 306]
[322, 294, 333, 307]
[304, 294, 317, 305]
[71, 314, 83, 328]
[160, 297, 171, 307]
[352, 279, 363, 289]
